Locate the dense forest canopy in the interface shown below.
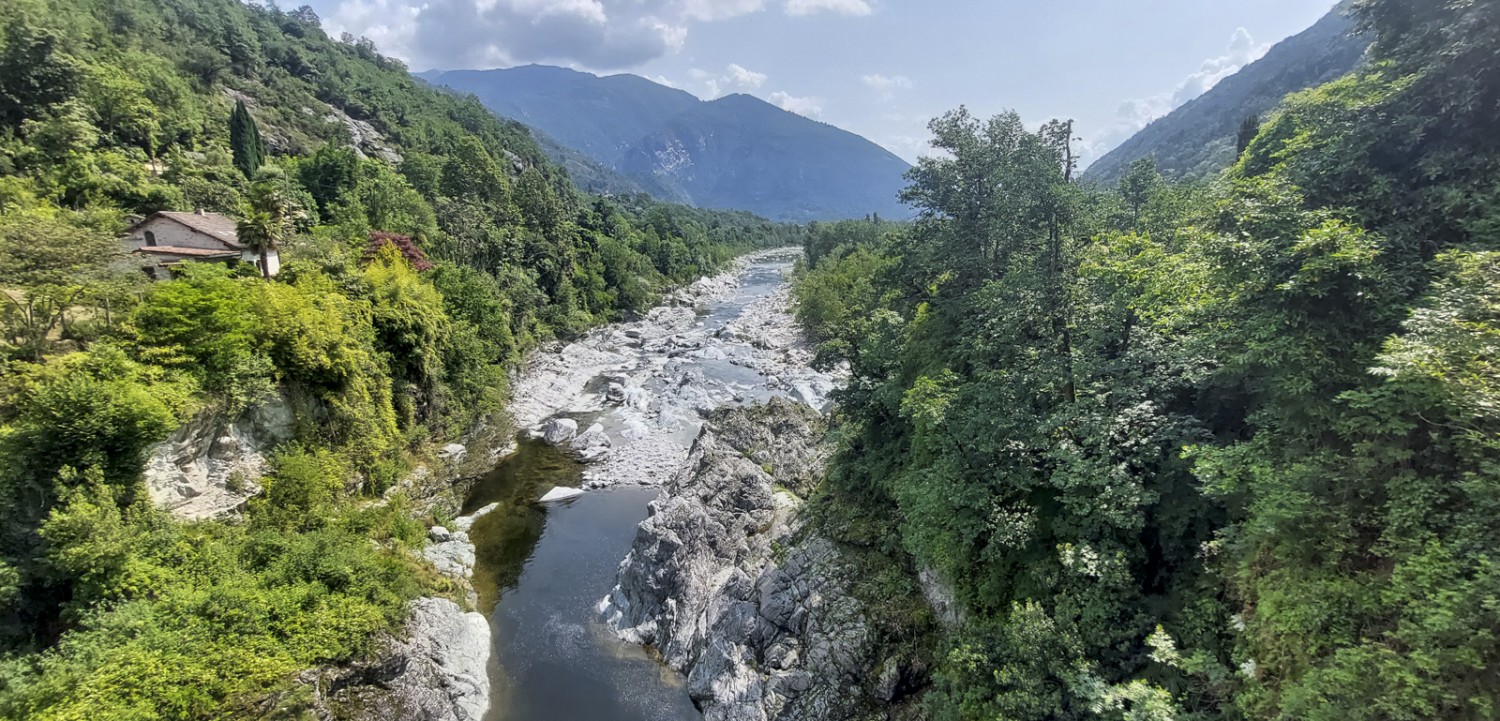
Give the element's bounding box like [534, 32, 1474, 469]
[0, 0, 798, 715]
[794, 0, 1500, 718]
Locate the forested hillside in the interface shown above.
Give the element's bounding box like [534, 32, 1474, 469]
[422, 66, 914, 222]
[795, 0, 1500, 718]
[1083, 4, 1368, 184]
[0, 0, 796, 715]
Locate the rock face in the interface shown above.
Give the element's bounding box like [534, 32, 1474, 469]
[143, 396, 295, 520]
[299, 502, 501, 719]
[601, 400, 886, 721]
[315, 598, 490, 721]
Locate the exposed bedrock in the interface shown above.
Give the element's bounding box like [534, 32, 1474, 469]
[601, 399, 913, 721]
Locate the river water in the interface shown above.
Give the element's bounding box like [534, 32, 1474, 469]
[460, 252, 819, 721]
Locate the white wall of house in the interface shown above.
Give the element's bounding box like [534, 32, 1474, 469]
[241, 248, 281, 277]
[125, 217, 230, 253]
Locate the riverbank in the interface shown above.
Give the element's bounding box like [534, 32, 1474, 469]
[505, 248, 839, 491]
[461, 249, 864, 721]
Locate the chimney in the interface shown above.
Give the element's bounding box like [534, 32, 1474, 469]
[195, 208, 206, 215]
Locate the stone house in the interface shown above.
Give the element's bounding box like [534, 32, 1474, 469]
[123, 210, 280, 279]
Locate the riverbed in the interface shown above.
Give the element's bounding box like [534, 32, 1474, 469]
[460, 250, 835, 721]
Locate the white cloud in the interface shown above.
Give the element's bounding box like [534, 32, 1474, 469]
[770, 91, 823, 117]
[677, 0, 765, 21]
[324, 0, 424, 61]
[727, 63, 768, 88]
[784, 0, 872, 17]
[861, 73, 912, 101]
[691, 63, 769, 98]
[1081, 27, 1271, 166]
[322, 0, 776, 71]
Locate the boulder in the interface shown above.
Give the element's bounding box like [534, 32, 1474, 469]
[541, 417, 579, 444]
[312, 597, 490, 721]
[438, 443, 467, 462]
[570, 423, 612, 463]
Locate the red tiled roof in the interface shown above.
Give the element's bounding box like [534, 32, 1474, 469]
[129, 211, 243, 249]
[135, 245, 241, 258]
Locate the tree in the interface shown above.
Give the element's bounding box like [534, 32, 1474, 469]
[1235, 114, 1260, 157]
[229, 99, 265, 180]
[364, 231, 433, 271]
[236, 182, 298, 278]
[1118, 157, 1162, 226]
[0, 18, 79, 130]
[0, 212, 125, 358]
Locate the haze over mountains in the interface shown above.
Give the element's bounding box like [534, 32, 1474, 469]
[1084, 4, 1369, 183]
[419, 66, 913, 223]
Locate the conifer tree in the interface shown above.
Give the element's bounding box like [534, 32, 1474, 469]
[229, 99, 265, 179]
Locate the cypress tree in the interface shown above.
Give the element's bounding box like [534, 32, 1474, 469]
[229, 99, 265, 179]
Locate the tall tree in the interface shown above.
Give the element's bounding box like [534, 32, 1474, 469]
[1119, 157, 1162, 227]
[229, 99, 265, 179]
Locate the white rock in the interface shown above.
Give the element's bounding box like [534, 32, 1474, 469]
[144, 395, 295, 520]
[570, 423, 612, 463]
[541, 417, 579, 444]
[539, 486, 586, 503]
[621, 417, 651, 441]
[373, 597, 491, 721]
[438, 443, 467, 461]
[423, 538, 475, 577]
[452, 502, 499, 532]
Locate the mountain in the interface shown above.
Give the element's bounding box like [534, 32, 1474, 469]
[419, 66, 912, 222]
[419, 66, 702, 170]
[1083, 4, 1369, 184]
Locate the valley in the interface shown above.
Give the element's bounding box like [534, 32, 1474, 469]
[0, 1, 1496, 720]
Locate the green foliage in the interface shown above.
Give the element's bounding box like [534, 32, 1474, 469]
[0, 208, 135, 359]
[229, 99, 265, 180]
[0, 498, 424, 720]
[130, 265, 273, 410]
[0, 0, 798, 716]
[799, 8, 1500, 717]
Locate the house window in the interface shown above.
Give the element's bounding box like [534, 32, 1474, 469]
[143, 230, 157, 247]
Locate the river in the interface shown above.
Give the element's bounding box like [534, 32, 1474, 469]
[457, 250, 833, 721]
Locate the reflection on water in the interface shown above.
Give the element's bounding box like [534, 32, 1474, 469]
[464, 444, 700, 721]
[463, 438, 581, 613]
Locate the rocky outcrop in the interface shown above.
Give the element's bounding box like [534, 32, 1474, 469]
[308, 598, 490, 721]
[144, 396, 295, 520]
[292, 503, 501, 719]
[322, 103, 404, 164]
[601, 400, 892, 721]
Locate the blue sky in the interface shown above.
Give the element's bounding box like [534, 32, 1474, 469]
[308, 0, 1342, 164]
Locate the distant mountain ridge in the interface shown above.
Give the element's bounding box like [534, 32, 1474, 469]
[419, 66, 912, 222]
[1083, 4, 1369, 184]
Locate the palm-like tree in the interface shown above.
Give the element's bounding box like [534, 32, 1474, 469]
[237, 182, 298, 279]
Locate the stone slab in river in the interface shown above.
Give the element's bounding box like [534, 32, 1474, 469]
[539, 486, 586, 503]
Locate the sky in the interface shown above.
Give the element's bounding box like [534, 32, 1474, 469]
[306, 0, 1342, 165]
